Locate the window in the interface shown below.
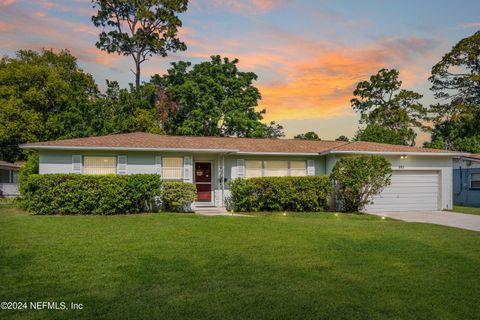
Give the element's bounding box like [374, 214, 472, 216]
[162, 157, 183, 180]
[0, 169, 10, 183]
[290, 161, 307, 176]
[471, 173, 480, 189]
[244, 160, 308, 177]
[245, 160, 262, 178]
[264, 161, 288, 177]
[84, 156, 117, 175]
[12, 171, 18, 184]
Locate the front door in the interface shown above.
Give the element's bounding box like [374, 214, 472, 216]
[195, 162, 212, 202]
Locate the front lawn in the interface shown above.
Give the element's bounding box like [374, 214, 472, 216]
[1, 206, 479, 320]
[448, 205, 480, 216]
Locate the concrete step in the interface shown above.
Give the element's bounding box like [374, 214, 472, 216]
[194, 206, 228, 214]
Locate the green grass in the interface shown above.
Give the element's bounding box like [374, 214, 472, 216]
[1, 207, 479, 320]
[447, 205, 480, 216]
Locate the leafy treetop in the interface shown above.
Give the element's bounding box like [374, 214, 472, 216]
[355, 124, 405, 146]
[151, 55, 284, 138]
[425, 31, 480, 152]
[294, 131, 321, 140]
[92, 0, 188, 88]
[351, 68, 428, 146]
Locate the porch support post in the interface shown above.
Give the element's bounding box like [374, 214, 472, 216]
[222, 154, 225, 208]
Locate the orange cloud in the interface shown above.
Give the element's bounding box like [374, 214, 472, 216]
[0, 0, 15, 6]
[248, 35, 438, 121]
[258, 49, 384, 121]
[0, 3, 128, 73]
[0, 21, 10, 31]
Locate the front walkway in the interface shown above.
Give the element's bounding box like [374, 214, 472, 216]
[368, 211, 480, 232]
[193, 206, 251, 217]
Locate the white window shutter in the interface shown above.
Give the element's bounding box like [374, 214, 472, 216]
[237, 159, 245, 178]
[72, 155, 82, 174]
[117, 155, 127, 175]
[155, 156, 162, 175]
[183, 156, 193, 182]
[307, 160, 315, 176]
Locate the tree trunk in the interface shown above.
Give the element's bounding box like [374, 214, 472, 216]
[135, 61, 141, 89]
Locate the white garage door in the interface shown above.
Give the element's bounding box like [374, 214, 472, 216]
[365, 170, 440, 212]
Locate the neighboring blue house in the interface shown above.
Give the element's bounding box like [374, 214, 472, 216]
[453, 155, 480, 208]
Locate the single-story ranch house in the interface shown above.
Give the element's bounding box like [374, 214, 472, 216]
[453, 154, 480, 208]
[21, 132, 461, 212]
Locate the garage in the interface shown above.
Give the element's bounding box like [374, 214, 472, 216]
[365, 170, 440, 212]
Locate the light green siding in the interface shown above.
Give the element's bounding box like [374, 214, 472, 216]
[39, 150, 329, 207]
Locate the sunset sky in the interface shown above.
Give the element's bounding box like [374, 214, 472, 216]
[1, 0, 479, 141]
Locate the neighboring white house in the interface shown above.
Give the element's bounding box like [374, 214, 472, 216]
[0, 161, 20, 198]
[20, 132, 461, 212]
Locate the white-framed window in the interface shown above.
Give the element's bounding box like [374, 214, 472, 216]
[245, 160, 262, 178]
[162, 157, 183, 180]
[83, 156, 117, 175]
[264, 161, 289, 177]
[471, 173, 480, 189]
[244, 160, 308, 177]
[290, 160, 307, 176]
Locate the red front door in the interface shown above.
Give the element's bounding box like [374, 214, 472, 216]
[195, 162, 212, 202]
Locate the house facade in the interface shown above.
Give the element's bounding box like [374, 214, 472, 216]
[0, 161, 20, 198]
[21, 132, 460, 212]
[453, 155, 480, 208]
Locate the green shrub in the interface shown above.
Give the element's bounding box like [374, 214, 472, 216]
[19, 153, 39, 194]
[228, 176, 332, 212]
[126, 174, 163, 212]
[331, 155, 392, 212]
[21, 174, 161, 215]
[161, 181, 197, 212]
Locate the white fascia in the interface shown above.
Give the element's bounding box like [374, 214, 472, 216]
[319, 150, 463, 157]
[236, 151, 320, 156]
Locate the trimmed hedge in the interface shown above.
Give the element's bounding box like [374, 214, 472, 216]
[21, 174, 162, 215]
[228, 176, 332, 212]
[161, 181, 197, 212]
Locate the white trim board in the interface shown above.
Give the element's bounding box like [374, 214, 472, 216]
[320, 151, 461, 157]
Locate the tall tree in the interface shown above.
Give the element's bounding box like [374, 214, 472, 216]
[0, 49, 99, 161]
[354, 124, 405, 145]
[294, 131, 321, 140]
[351, 68, 428, 146]
[426, 31, 480, 152]
[92, 0, 188, 88]
[151, 56, 284, 138]
[90, 81, 163, 135]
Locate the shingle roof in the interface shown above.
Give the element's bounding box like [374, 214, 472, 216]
[323, 141, 456, 154]
[20, 132, 460, 155]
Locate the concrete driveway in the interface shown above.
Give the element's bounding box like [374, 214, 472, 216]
[368, 211, 480, 231]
